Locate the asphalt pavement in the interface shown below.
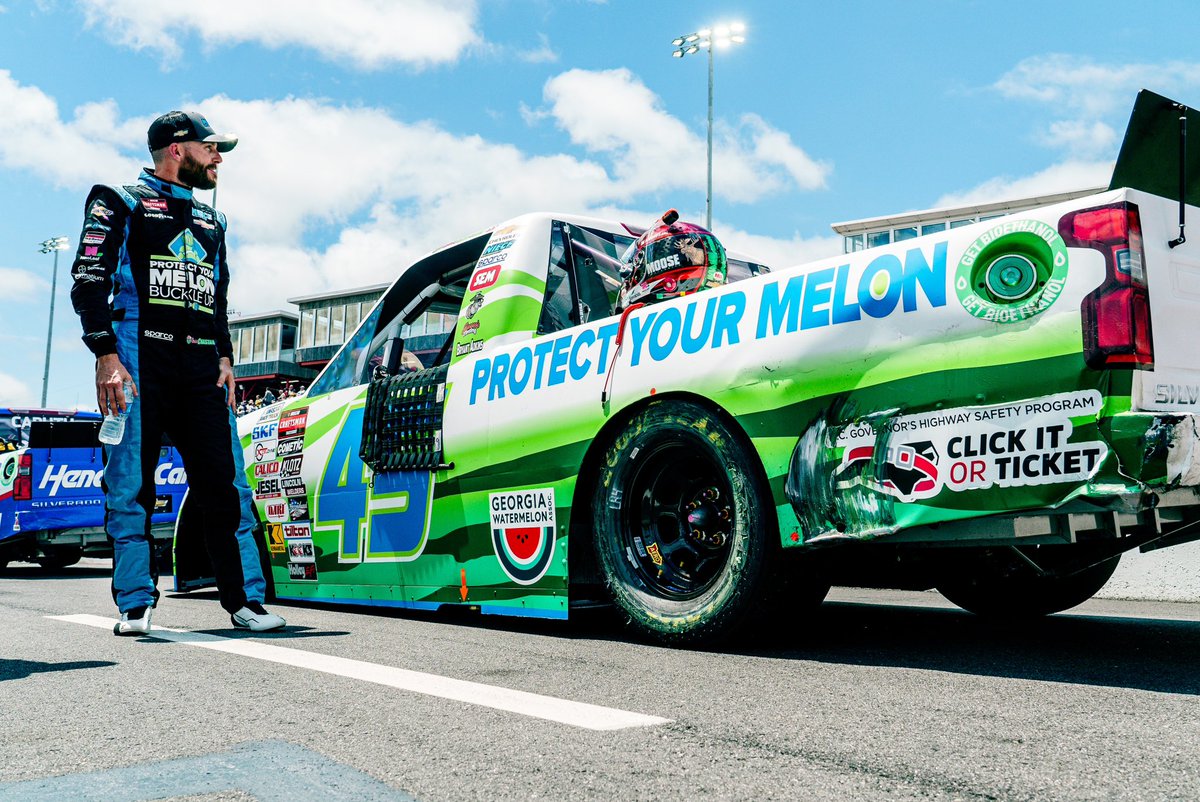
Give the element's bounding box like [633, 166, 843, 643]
[1, 558, 1198, 801]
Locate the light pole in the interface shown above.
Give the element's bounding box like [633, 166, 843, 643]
[672, 22, 746, 231]
[38, 236, 71, 407]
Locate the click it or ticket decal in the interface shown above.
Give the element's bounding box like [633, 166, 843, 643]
[834, 390, 1107, 502]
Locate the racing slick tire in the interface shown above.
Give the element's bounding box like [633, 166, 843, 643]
[35, 546, 82, 570]
[936, 546, 1121, 618]
[593, 400, 777, 645]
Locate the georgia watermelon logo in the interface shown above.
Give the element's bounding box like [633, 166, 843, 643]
[489, 488, 556, 585]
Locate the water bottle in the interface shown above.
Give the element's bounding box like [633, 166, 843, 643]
[98, 380, 134, 445]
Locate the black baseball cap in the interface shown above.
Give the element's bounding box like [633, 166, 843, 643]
[147, 110, 238, 153]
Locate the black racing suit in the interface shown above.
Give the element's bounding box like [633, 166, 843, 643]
[70, 168, 265, 614]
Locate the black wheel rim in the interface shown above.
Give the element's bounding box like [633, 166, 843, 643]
[620, 433, 735, 600]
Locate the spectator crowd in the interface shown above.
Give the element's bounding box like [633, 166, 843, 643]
[236, 384, 306, 417]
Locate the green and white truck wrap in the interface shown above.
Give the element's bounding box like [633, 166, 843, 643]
[175, 90, 1200, 643]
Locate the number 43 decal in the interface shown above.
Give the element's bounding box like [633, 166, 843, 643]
[314, 404, 434, 563]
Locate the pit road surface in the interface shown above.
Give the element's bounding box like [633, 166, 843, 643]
[1, 559, 1198, 801]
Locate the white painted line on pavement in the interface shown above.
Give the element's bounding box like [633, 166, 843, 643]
[49, 614, 671, 731]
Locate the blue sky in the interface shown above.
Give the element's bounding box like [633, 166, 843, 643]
[1, 0, 1197, 408]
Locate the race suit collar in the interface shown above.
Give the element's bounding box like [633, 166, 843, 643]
[139, 168, 194, 200]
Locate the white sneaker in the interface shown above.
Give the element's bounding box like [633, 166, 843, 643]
[230, 602, 286, 632]
[113, 606, 152, 636]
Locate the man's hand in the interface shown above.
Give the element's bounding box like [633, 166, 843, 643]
[217, 357, 236, 409]
[96, 354, 136, 416]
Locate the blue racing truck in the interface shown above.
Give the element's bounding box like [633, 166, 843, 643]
[0, 409, 186, 570]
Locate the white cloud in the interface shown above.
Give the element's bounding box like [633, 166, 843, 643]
[515, 33, 558, 64]
[1037, 119, 1117, 157]
[994, 55, 1200, 118]
[75, 0, 482, 69]
[0, 267, 46, 300]
[0, 71, 141, 189]
[539, 68, 830, 200]
[0, 71, 832, 316]
[934, 160, 1112, 209]
[0, 371, 33, 406]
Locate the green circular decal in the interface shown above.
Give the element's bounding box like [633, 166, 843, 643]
[954, 220, 1068, 323]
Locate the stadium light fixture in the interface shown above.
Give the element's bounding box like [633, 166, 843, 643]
[670, 23, 748, 230]
[37, 236, 71, 407]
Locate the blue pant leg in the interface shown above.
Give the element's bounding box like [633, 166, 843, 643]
[229, 409, 267, 603]
[105, 362, 156, 614]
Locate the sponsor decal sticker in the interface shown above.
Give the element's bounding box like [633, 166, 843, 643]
[282, 521, 311, 539]
[143, 330, 174, 342]
[646, 542, 663, 566]
[279, 455, 302, 478]
[287, 538, 315, 563]
[288, 497, 309, 521]
[141, 198, 168, 212]
[955, 220, 1068, 323]
[267, 523, 286, 554]
[255, 477, 281, 499]
[252, 422, 278, 442]
[275, 437, 303, 457]
[489, 488, 556, 585]
[288, 562, 318, 580]
[83, 246, 100, 258]
[464, 292, 485, 319]
[278, 407, 308, 439]
[264, 500, 288, 523]
[254, 461, 281, 479]
[468, 265, 501, 292]
[89, 201, 113, 221]
[83, 231, 106, 245]
[258, 406, 282, 423]
[281, 476, 307, 497]
[834, 390, 1108, 502]
[253, 441, 276, 463]
[154, 495, 173, 514]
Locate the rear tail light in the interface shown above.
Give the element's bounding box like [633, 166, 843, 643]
[15, 453, 32, 501]
[1058, 202, 1153, 369]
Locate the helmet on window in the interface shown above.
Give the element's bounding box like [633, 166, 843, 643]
[617, 214, 727, 310]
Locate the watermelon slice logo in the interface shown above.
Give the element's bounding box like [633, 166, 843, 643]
[489, 489, 557, 585]
[492, 525, 555, 585]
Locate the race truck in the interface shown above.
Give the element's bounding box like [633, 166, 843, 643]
[173, 89, 1200, 643]
[0, 413, 186, 571]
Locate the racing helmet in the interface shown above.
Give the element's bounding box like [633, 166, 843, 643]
[617, 217, 727, 310]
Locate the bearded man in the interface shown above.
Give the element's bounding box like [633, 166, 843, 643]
[70, 110, 285, 635]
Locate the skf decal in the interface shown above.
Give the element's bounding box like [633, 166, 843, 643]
[489, 488, 556, 585]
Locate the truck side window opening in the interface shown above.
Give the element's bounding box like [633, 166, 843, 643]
[538, 225, 579, 335]
[539, 221, 634, 336]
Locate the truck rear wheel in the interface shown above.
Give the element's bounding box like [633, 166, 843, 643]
[936, 547, 1121, 618]
[592, 401, 775, 645]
